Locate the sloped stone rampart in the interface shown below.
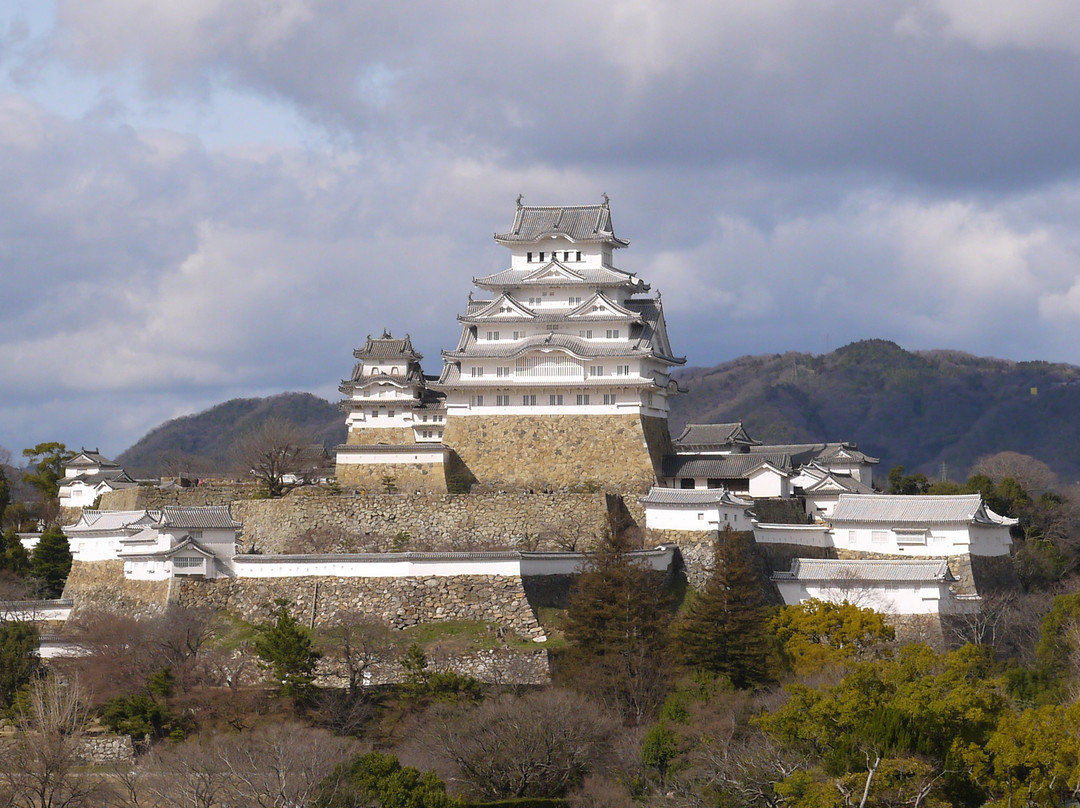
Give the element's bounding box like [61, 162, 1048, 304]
[98, 484, 252, 511]
[63, 560, 170, 617]
[318, 648, 550, 687]
[231, 491, 617, 553]
[173, 574, 545, 638]
[440, 413, 660, 493]
[336, 461, 447, 494]
[345, 427, 416, 446]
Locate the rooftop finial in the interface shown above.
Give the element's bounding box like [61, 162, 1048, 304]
[381, 329, 392, 339]
[516, 194, 524, 208]
[601, 192, 609, 206]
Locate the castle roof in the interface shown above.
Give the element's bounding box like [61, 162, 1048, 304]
[353, 332, 422, 362]
[662, 453, 792, 479]
[473, 261, 647, 291]
[152, 506, 241, 530]
[749, 442, 879, 466]
[494, 203, 629, 246]
[639, 486, 752, 508]
[65, 450, 120, 470]
[828, 493, 1017, 526]
[773, 558, 955, 583]
[674, 423, 762, 450]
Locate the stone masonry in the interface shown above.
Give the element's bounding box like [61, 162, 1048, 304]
[441, 413, 663, 493]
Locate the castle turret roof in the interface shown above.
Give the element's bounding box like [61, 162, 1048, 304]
[494, 202, 629, 246]
[353, 332, 422, 362]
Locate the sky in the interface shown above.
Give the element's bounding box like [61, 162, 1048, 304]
[3, 0, 1080, 458]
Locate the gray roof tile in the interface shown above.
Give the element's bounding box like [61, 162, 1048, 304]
[494, 204, 629, 245]
[639, 486, 752, 507]
[155, 506, 241, 530]
[662, 453, 792, 478]
[828, 494, 1017, 525]
[773, 558, 955, 583]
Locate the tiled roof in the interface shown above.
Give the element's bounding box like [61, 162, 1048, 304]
[773, 558, 954, 583]
[674, 423, 761, 449]
[802, 472, 876, 495]
[353, 332, 422, 361]
[750, 442, 879, 466]
[473, 266, 646, 290]
[154, 506, 241, 530]
[662, 453, 792, 479]
[59, 469, 133, 487]
[828, 494, 1017, 526]
[494, 204, 629, 246]
[66, 451, 119, 469]
[64, 509, 154, 533]
[639, 486, 752, 507]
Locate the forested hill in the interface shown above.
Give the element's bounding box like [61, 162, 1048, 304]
[116, 341, 1080, 481]
[116, 393, 346, 477]
[669, 339, 1080, 481]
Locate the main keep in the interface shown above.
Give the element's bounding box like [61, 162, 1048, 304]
[335, 199, 684, 493]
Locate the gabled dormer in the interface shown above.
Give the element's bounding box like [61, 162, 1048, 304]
[468, 293, 537, 321]
[567, 291, 642, 322]
[520, 260, 587, 284]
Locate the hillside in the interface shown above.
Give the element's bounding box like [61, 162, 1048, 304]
[669, 339, 1080, 482]
[115, 341, 1080, 482]
[116, 392, 346, 477]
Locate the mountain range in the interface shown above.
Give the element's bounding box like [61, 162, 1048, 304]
[116, 340, 1080, 484]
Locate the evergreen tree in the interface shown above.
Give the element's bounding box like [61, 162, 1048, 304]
[0, 622, 38, 709]
[29, 525, 71, 598]
[674, 529, 772, 688]
[6, 533, 30, 577]
[561, 529, 675, 723]
[0, 464, 9, 528]
[254, 600, 321, 700]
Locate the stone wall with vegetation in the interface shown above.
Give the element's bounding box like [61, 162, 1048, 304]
[98, 484, 253, 511]
[173, 575, 544, 639]
[336, 461, 447, 494]
[232, 490, 621, 553]
[440, 413, 660, 493]
[318, 648, 550, 687]
[63, 561, 171, 617]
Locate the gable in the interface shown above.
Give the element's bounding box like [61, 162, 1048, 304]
[521, 261, 586, 283]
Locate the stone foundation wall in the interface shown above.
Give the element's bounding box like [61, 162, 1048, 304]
[80, 734, 135, 763]
[232, 491, 618, 553]
[440, 413, 660, 493]
[319, 648, 550, 687]
[63, 560, 171, 617]
[336, 462, 447, 494]
[173, 575, 544, 639]
[345, 427, 416, 446]
[98, 484, 252, 511]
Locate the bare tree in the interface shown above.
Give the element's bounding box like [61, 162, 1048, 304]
[0, 676, 107, 808]
[412, 689, 620, 800]
[971, 451, 1058, 495]
[231, 419, 322, 498]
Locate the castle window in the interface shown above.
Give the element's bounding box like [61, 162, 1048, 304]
[527, 251, 533, 262]
[471, 367, 484, 378]
[522, 395, 536, 406]
[512, 331, 522, 340]
[603, 394, 617, 404]
[539, 252, 545, 262]
[579, 329, 593, 339]
[589, 365, 603, 377]
[387, 410, 395, 418]
[576, 251, 582, 261]
[471, 395, 485, 406]
[371, 410, 379, 418]
[569, 296, 581, 305]
[680, 479, 695, 489]
[496, 366, 511, 378]
[646, 392, 654, 406]
[486, 331, 500, 341]
[433, 415, 443, 422]
[616, 364, 630, 376]
[496, 395, 510, 406]
[576, 394, 590, 405]
[174, 556, 203, 569]
[549, 394, 563, 405]
[606, 329, 620, 339]
[563, 251, 570, 261]
[872, 531, 888, 544]
[698, 513, 705, 521]
[528, 297, 541, 306]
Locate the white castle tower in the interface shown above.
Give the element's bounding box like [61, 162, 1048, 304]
[433, 198, 684, 492]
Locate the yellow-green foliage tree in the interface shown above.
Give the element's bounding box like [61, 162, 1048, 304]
[770, 598, 895, 676]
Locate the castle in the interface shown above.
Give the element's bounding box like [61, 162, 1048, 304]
[334, 198, 683, 494]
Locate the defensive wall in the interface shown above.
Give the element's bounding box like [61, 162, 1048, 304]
[439, 413, 667, 493]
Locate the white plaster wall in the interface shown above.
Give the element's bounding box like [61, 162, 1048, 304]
[748, 470, 790, 498]
[644, 505, 748, 532]
[754, 524, 833, 547]
[830, 524, 979, 556]
[774, 579, 948, 615]
[69, 536, 122, 562]
[336, 450, 445, 465]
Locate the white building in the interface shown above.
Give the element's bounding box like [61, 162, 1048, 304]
[433, 199, 684, 419]
[58, 450, 137, 509]
[772, 558, 973, 616]
[639, 486, 752, 532]
[62, 509, 158, 561]
[827, 493, 1016, 557]
[119, 506, 242, 581]
[791, 462, 876, 518]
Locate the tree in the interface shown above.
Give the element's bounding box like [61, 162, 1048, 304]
[417, 689, 620, 800]
[231, 419, 320, 498]
[771, 598, 895, 676]
[888, 466, 931, 496]
[316, 751, 460, 808]
[674, 530, 773, 688]
[0, 446, 11, 527]
[21, 442, 74, 508]
[29, 524, 71, 598]
[561, 528, 675, 724]
[253, 600, 321, 699]
[0, 622, 39, 710]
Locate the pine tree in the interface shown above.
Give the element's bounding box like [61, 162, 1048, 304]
[254, 600, 321, 700]
[675, 529, 772, 688]
[30, 525, 71, 599]
[561, 529, 675, 723]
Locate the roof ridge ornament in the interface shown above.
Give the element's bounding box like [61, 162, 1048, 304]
[601, 192, 609, 206]
[516, 194, 523, 208]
